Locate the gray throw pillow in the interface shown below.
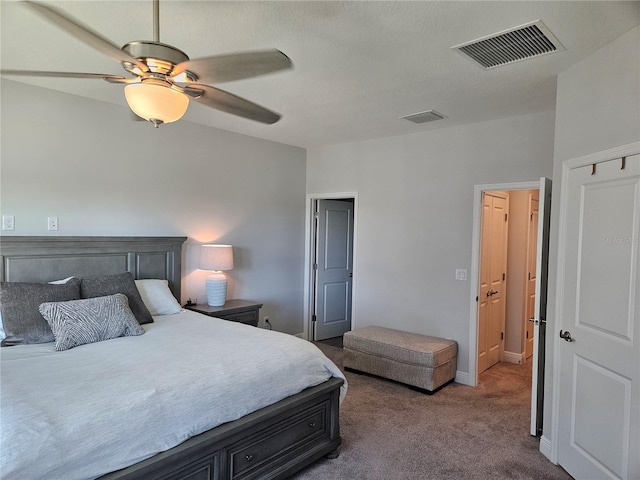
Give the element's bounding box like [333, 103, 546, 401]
[39, 293, 145, 351]
[0, 278, 81, 345]
[80, 272, 154, 325]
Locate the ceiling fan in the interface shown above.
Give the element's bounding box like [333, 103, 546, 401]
[1, 0, 292, 127]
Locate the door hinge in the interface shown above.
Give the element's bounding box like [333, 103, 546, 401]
[502, 273, 506, 281]
[528, 272, 531, 280]
[313, 212, 319, 219]
[530, 213, 534, 221]
[526, 330, 529, 339]
[501, 332, 504, 340]
[476, 296, 479, 302]
[505, 213, 508, 222]
[313, 263, 318, 270]
[312, 314, 317, 322]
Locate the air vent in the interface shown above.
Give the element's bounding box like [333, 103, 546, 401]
[400, 110, 447, 124]
[453, 20, 564, 69]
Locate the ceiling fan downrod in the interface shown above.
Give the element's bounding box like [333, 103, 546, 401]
[153, 0, 159, 43]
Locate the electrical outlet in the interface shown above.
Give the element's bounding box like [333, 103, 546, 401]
[455, 269, 467, 281]
[48, 217, 59, 231]
[2, 215, 15, 231]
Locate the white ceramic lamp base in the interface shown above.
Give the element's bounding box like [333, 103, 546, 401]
[205, 271, 227, 306]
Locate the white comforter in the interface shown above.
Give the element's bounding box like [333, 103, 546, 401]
[0, 310, 346, 480]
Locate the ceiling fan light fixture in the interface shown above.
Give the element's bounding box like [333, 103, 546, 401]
[124, 81, 189, 127]
[9, 2, 291, 126]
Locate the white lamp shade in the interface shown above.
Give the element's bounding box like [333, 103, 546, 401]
[124, 82, 189, 124]
[199, 244, 234, 271]
[199, 245, 234, 307]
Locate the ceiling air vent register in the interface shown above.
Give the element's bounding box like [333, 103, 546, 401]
[453, 20, 564, 69]
[400, 110, 447, 124]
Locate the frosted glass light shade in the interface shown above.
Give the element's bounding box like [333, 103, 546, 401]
[124, 82, 189, 124]
[199, 245, 234, 307]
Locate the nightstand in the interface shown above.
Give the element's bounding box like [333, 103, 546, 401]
[184, 300, 263, 327]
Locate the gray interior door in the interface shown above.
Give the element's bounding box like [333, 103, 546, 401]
[314, 199, 354, 341]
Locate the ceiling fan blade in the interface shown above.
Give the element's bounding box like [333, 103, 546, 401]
[1, 69, 126, 81]
[24, 1, 148, 73]
[186, 84, 281, 124]
[174, 50, 292, 84]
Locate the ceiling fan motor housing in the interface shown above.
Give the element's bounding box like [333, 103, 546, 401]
[122, 41, 195, 80]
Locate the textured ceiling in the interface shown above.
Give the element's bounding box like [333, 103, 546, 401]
[1, 1, 639, 148]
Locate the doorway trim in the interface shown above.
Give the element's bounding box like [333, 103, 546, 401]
[303, 192, 359, 341]
[469, 180, 541, 387]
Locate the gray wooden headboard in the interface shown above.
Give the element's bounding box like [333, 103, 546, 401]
[0, 236, 187, 301]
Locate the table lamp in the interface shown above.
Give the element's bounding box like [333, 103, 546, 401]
[199, 244, 234, 306]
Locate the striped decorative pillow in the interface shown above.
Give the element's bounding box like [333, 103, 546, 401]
[39, 293, 144, 351]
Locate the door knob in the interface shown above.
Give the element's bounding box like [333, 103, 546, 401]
[559, 330, 573, 342]
[486, 290, 498, 297]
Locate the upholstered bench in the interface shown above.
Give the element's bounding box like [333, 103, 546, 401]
[343, 326, 457, 393]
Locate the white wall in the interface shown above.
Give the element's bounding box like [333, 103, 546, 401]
[0, 79, 307, 334]
[542, 25, 640, 448]
[307, 111, 555, 380]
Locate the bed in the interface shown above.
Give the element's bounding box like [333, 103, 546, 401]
[0, 236, 345, 480]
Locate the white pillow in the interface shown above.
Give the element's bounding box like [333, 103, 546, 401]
[48, 276, 76, 285]
[134, 279, 181, 316]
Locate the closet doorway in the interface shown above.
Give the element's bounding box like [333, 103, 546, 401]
[470, 178, 551, 436]
[478, 189, 542, 373]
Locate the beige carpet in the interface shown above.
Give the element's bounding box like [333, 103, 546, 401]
[293, 343, 573, 480]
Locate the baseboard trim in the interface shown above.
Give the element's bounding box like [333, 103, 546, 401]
[455, 370, 472, 386]
[540, 435, 554, 463]
[294, 332, 305, 339]
[504, 351, 524, 364]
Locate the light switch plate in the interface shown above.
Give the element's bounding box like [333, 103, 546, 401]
[455, 269, 467, 281]
[2, 215, 15, 231]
